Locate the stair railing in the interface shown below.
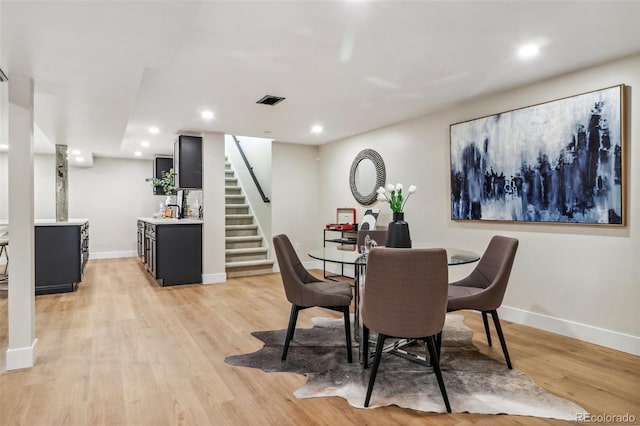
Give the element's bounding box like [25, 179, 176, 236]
[232, 135, 270, 203]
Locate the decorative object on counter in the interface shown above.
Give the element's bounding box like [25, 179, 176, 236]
[360, 208, 379, 231]
[360, 234, 378, 256]
[376, 183, 416, 248]
[325, 208, 357, 231]
[55, 144, 69, 222]
[146, 168, 176, 196]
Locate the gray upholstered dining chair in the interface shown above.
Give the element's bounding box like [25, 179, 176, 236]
[272, 234, 353, 362]
[361, 247, 451, 412]
[446, 235, 519, 369]
[356, 229, 387, 253]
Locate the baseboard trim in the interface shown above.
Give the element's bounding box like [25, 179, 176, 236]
[498, 306, 640, 356]
[90, 250, 137, 259]
[202, 272, 226, 285]
[6, 338, 38, 371]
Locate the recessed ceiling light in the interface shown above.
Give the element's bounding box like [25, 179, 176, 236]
[311, 125, 323, 134]
[71, 149, 81, 155]
[518, 43, 540, 59]
[134, 151, 142, 157]
[0, 144, 8, 149]
[141, 140, 150, 147]
[201, 110, 214, 120]
[75, 156, 84, 162]
[149, 127, 159, 134]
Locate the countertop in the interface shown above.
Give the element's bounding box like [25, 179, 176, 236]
[35, 218, 89, 226]
[137, 217, 204, 225]
[0, 218, 89, 226]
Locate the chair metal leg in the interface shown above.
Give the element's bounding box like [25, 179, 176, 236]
[362, 325, 370, 369]
[426, 335, 452, 413]
[343, 307, 353, 363]
[489, 310, 512, 369]
[364, 334, 387, 407]
[435, 331, 442, 360]
[481, 311, 493, 347]
[282, 305, 300, 361]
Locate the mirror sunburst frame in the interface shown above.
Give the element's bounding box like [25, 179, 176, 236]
[349, 148, 386, 205]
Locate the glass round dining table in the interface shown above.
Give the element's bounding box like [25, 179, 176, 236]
[307, 245, 480, 353]
[307, 246, 480, 267]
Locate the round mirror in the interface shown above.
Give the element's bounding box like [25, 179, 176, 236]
[349, 149, 386, 205]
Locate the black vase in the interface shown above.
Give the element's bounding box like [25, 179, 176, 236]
[386, 212, 411, 248]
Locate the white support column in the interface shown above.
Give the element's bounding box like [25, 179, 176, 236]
[6, 75, 37, 370]
[201, 132, 226, 284]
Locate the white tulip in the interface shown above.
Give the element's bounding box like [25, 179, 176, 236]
[408, 185, 417, 194]
[377, 194, 387, 202]
[376, 186, 386, 194]
[395, 183, 403, 192]
[386, 183, 395, 192]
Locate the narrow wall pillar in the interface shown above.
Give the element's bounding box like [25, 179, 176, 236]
[201, 132, 226, 284]
[6, 75, 37, 370]
[55, 144, 68, 222]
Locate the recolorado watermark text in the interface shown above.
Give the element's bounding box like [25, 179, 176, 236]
[576, 413, 636, 424]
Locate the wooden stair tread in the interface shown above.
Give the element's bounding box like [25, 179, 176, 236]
[225, 236, 262, 242]
[225, 259, 274, 268]
[225, 225, 258, 230]
[225, 247, 268, 255]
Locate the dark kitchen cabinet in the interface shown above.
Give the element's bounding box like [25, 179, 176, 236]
[173, 135, 202, 189]
[137, 220, 145, 260]
[145, 223, 157, 278]
[153, 156, 175, 195]
[35, 221, 89, 295]
[140, 220, 202, 286]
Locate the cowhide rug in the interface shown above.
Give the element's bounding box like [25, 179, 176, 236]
[225, 314, 587, 420]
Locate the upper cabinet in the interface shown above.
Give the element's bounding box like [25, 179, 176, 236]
[174, 135, 203, 189]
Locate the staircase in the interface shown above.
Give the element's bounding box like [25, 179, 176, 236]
[225, 159, 274, 277]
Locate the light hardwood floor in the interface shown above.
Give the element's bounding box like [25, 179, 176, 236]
[1, 258, 638, 425]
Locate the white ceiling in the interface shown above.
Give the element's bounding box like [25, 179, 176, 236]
[1, 0, 640, 164]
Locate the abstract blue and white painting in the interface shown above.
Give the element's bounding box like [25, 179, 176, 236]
[450, 85, 624, 224]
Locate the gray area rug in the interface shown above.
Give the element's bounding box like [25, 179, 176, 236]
[225, 314, 587, 420]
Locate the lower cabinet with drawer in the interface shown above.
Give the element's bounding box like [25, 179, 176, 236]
[139, 219, 202, 286]
[35, 220, 89, 295]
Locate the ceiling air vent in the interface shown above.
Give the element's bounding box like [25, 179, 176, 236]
[256, 95, 285, 106]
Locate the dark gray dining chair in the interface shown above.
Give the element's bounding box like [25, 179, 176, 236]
[273, 234, 353, 362]
[446, 235, 519, 369]
[361, 247, 451, 412]
[356, 229, 387, 253]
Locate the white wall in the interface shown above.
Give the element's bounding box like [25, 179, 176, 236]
[69, 157, 158, 257]
[2, 153, 159, 257]
[272, 142, 321, 267]
[319, 55, 640, 354]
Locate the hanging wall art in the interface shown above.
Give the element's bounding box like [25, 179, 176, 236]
[450, 85, 626, 225]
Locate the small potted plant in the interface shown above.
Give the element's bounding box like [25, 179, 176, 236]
[376, 183, 417, 248]
[146, 168, 176, 196]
